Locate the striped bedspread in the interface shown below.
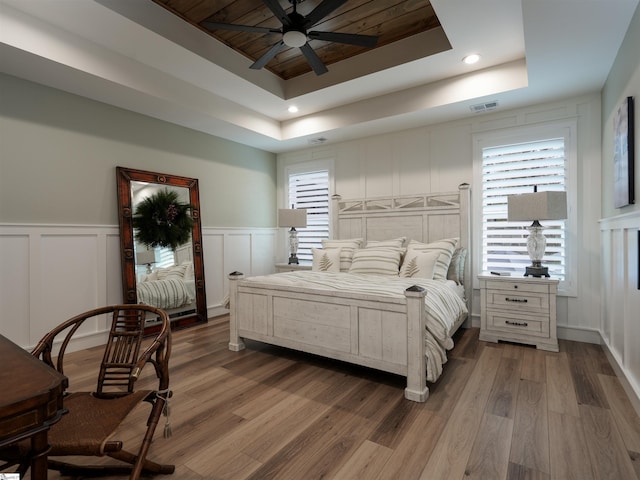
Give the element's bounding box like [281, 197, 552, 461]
[243, 271, 468, 382]
[137, 278, 194, 310]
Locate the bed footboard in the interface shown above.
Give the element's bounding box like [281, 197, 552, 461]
[227, 272, 429, 402]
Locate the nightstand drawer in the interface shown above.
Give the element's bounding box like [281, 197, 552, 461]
[485, 289, 549, 314]
[486, 311, 550, 338]
[483, 280, 550, 294]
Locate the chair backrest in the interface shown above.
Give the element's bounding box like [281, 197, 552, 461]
[32, 304, 171, 398]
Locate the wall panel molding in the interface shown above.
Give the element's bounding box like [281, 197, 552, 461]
[0, 224, 276, 350]
[600, 210, 640, 413]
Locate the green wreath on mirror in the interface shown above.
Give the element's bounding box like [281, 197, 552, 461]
[132, 188, 194, 250]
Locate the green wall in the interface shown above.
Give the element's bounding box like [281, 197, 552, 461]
[0, 74, 277, 227]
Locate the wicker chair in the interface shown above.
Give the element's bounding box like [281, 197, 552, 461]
[0, 304, 175, 479]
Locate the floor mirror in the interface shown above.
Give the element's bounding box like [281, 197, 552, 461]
[116, 167, 207, 332]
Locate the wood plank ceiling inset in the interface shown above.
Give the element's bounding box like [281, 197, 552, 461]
[151, 0, 442, 80]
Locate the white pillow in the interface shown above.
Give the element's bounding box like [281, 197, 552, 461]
[365, 237, 406, 249]
[348, 247, 402, 276]
[399, 250, 441, 279]
[157, 264, 187, 280]
[311, 248, 341, 272]
[182, 261, 194, 280]
[405, 238, 458, 280]
[140, 270, 158, 282]
[321, 238, 364, 271]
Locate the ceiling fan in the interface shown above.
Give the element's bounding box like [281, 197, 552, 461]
[202, 0, 379, 76]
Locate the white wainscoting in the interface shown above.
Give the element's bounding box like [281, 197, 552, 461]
[600, 210, 640, 414]
[0, 224, 276, 351]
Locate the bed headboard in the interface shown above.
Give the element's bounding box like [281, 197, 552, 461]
[332, 184, 471, 309]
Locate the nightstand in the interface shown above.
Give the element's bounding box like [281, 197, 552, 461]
[479, 273, 559, 352]
[275, 263, 312, 273]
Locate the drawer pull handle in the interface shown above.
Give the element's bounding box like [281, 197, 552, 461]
[506, 320, 528, 327]
[505, 297, 528, 303]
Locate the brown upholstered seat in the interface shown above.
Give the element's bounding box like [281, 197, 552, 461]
[0, 304, 175, 479]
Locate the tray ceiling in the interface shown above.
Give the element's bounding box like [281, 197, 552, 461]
[152, 0, 443, 79]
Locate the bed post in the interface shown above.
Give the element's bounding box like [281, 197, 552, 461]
[458, 183, 472, 321]
[228, 272, 245, 351]
[404, 285, 428, 402]
[331, 194, 341, 238]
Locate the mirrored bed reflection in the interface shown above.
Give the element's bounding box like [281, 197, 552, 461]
[117, 167, 207, 332]
[132, 181, 196, 323]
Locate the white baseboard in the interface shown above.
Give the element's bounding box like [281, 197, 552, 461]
[601, 340, 640, 417]
[208, 305, 230, 319]
[557, 325, 602, 344]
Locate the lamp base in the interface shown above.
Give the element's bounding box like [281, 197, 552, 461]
[524, 265, 549, 278]
[288, 254, 299, 265]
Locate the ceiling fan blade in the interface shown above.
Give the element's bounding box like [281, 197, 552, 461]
[304, 0, 347, 28]
[202, 21, 280, 35]
[250, 40, 286, 70]
[300, 43, 328, 75]
[263, 0, 291, 27]
[308, 31, 378, 48]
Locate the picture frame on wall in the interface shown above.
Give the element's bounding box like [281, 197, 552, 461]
[613, 96, 635, 208]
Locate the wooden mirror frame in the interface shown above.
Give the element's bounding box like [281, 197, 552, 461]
[116, 166, 207, 331]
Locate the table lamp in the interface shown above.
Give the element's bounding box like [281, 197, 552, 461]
[278, 207, 307, 264]
[136, 249, 157, 274]
[507, 187, 567, 277]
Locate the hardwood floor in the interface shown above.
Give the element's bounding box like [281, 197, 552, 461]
[34, 316, 640, 480]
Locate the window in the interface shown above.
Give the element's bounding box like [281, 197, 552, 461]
[154, 247, 175, 269]
[286, 167, 330, 263]
[474, 123, 576, 294]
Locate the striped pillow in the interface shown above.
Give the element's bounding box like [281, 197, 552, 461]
[404, 238, 459, 280]
[157, 264, 187, 280]
[348, 247, 402, 276]
[321, 238, 364, 271]
[312, 248, 341, 272]
[447, 247, 467, 284]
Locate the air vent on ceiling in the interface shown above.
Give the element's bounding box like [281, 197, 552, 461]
[308, 137, 328, 145]
[470, 101, 499, 113]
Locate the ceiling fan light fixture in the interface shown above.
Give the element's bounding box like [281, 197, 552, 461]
[283, 30, 307, 47]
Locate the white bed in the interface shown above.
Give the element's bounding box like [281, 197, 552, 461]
[228, 184, 471, 402]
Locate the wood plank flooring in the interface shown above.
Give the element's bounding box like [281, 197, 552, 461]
[29, 316, 640, 479]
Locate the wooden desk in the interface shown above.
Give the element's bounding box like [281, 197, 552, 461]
[0, 335, 67, 479]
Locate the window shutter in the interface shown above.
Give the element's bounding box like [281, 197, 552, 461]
[155, 247, 175, 269]
[288, 170, 330, 263]
[482, 138, 567, 280]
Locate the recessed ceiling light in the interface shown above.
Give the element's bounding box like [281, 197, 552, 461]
[463, 54, 480, 65]
[288, 105, 299, 113]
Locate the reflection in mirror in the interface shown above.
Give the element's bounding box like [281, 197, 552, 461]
[117, 167, 207, 332]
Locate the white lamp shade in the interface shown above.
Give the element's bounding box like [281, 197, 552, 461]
[136, 249, 157, 265]
[278, 208, 307, 228]
[507, 191, 567, 221]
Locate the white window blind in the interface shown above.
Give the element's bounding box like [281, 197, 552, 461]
[155, 247, 175, 269]
[287, 169, 330, 263]
[482, 138, 567, 280]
